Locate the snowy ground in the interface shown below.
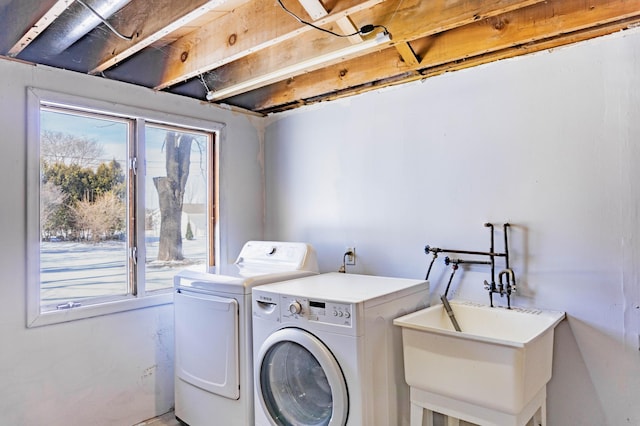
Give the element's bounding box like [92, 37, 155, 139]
[40, 237, 206, 305]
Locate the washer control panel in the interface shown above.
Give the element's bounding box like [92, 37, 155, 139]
[281, 295, 352, 327]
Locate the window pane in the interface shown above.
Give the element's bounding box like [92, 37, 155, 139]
[144, 125, 210, 292]
[39, 108, 129, 308]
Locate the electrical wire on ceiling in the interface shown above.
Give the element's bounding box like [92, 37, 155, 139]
[75, 0, 134, 41]
[276, 0, 388, 38]
[198, 73, 212, 93]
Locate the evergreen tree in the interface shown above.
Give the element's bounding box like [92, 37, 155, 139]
[40, 159, 125, 239]
[185, 222, 194, 240]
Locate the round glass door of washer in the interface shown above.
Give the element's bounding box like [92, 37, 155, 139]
[256, 328, 348, 426]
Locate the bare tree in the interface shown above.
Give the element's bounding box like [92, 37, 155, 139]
[73, 191, 125, 242]
[41, 130, 105, 167]
[40, 181, 67, 239]
[153, 132, 194, 261]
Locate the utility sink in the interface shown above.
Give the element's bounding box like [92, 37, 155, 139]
[393, 300, 565, 415]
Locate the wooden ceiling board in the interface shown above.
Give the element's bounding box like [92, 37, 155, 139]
[239, 0, 640, 112]
[153, 0, 386, 90]
[1, 0, 637, 113]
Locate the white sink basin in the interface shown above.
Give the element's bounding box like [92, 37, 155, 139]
[393, 300, 565, 415]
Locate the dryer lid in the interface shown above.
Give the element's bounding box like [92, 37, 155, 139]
[174, 241, 319, 295]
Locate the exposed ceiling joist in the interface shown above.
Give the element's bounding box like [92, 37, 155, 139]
[297, 0, 328, 20]
[7, 0, 74, 56]
[88, 0, 242, 74]
[206, 30, 392, 100]
[239, 0, 640, 112]
[153, 0, 385, 90]
[336, 16, 365, 44]
[411, 0, 640, 68]
[394, 42, 419, 67]
[205, 0, 544, 102]
[1, 0, 637, 114]
[298, 0, 364, 44]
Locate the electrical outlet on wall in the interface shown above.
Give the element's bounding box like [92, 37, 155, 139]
[346, 247, 356, 265]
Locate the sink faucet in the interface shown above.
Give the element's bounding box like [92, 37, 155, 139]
[425, 222, 517, 309]
[498, 268, 517, 308]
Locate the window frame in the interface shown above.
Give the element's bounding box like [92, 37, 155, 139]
[27, 87, 221, 327]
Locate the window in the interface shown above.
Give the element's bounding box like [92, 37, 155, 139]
[27, 88, 219, 327]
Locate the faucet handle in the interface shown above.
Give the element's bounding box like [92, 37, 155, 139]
[483, 280, 491, 290]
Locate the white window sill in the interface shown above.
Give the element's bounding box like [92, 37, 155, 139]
[28, 291, 174, 328]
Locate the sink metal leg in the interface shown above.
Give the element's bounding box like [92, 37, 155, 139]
[531, 400, 547, 426]
[411, 403, 434, 426]
[445, 415, 460, 426]
[409, 386, 546, 426]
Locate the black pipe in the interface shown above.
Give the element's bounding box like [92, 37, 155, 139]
[425, 251, 438, 281]
[503, 223, 516, 309]
[485, 223, 496, 307]
[485, 222, 496, 285]
[443, 263, 458, 298]
[424, 222, 516, 309]
[444, 256, 492, 266]
[425, 245, 506, 258]
[503, 223, 511, 270]
[499, 269, 514, 309]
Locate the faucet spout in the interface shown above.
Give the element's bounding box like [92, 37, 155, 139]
[499, 268, 516, 291]
[498, 268, 517, 308]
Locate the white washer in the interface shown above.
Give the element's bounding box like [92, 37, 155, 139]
[252, 272, 429, 426]
[173, 241, 318, 426]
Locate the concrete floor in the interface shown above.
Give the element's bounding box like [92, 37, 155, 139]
[134, 411, 181, 426]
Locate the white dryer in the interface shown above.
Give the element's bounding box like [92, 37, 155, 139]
[252, 272, 429, 426]
[173, 241, 318, 426]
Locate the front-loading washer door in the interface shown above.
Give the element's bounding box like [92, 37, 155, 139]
[256, 328, 348, 426]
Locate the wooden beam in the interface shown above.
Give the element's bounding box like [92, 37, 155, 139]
[88, 0, 242, 74]
[297, 0, 329, 20]
[243, 46, 410, 111]
[193, 0, 542, 98]
[337, 16, 365, 44]
[7, 0, 74, 57]
[359, 0, 546, 42]
[207, 31, 392, 100]
[395, 42, 419, 67]
[298, 0, 363, 43]
[154, 0, 385, 90]
[410, 0, 640, 68]
[416, 17, 640, 81]
[241, 0, 640, 112]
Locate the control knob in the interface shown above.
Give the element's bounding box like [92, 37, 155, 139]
[288, 301, 302, 315]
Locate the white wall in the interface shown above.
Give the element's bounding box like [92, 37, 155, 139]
[264, 29, 640, 425]
[0, 58, 265, 425]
